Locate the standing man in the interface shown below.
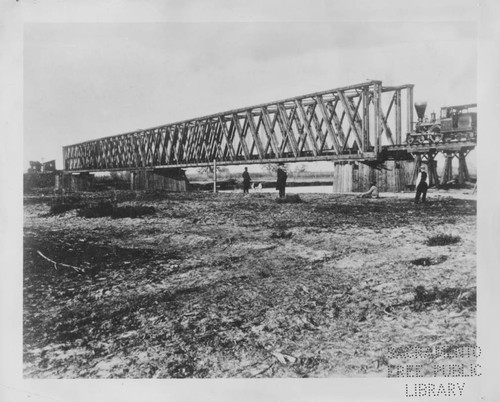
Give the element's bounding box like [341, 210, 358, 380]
[276, 163, 288, 198]
[242, 167, 251, 193]
[415, 166, 430, 203]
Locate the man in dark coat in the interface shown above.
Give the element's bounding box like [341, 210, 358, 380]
[242, 167, 251, 193]
[276, 164, 287, 198]
[415, 167, 429, 203]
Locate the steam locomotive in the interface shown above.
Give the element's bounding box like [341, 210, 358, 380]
[406, 102, 477, 145]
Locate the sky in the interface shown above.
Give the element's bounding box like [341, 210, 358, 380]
[23, 20, 477, 170]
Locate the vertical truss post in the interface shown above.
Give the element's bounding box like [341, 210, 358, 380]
[373, 82, 382, 156]
[362, 87, 370, 151]
[395, 90, 402, 144]
[213, 159, 217, 193]
[407, 86, 414, 134]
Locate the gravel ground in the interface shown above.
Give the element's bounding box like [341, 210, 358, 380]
[23, 190, 476, 378]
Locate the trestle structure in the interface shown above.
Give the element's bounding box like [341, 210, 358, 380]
[441, 150, 471, 185]
[411, 152, 440, 187]
[63, 80, 414, 172]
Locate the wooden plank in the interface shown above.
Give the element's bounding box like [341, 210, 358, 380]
[359, 163, 365, 192]
[347, 163, 352, 192]
[334, 163, 340, 192]
[383, 164, 388, 192]
[344, 163, 349, 192]
[342, 163, 346, 192]
[386, 161, 392, 192]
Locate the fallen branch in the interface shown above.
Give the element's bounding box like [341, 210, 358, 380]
[37, 250, 58, 271]
[383, 306, 398, 317]
[250, 363, 274, 377]
[37, 250, 85, 273]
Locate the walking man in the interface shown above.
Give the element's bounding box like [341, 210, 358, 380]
[276, 163, 287, 198]
[415, 166, 430, 203]
[242, 167, 251, 193]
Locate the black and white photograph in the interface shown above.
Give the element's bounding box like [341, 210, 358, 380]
[1, 0, 499, 401]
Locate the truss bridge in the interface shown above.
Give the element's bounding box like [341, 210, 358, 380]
[62, 80, 476, 189]
[63, 80, 431, 170]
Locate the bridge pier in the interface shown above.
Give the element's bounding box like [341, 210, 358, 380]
[333, 160, 414, 193]
[441, 150, 470, 185]
[458, 150, 471, 185]
[62, 172, 95, 192]
[132, 168, 188, 191]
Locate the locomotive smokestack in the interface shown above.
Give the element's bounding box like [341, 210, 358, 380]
[414, 102, 427, 121]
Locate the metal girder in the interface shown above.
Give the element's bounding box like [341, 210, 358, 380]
[63, 80, 415, 171]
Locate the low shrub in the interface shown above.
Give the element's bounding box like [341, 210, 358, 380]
[48, 194, 84, 215]
[412, 285, 476, 311]
[426, 234, 461, 247]
[77, 201, 156, 219]
[270, 230, 293, 239]
[49, 203, 79, 215]
[77, 200, 114, 218]
[275, 194, 302, 204]
[110, 205, 156, 219]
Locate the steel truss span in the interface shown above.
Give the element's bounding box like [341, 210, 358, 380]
[63, 80, 414, 172]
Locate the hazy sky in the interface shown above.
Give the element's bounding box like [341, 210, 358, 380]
[24, 20, 477, 169]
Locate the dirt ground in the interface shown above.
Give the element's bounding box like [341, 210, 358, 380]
[23, 189, 477, 378]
